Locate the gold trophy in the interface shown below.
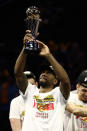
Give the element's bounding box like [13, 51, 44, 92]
[24, 6, 41, 54]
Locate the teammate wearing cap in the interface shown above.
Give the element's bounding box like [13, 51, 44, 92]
[9, 71, 37, 131]
[14, 30, 70, 131]
[64, 70, 87, 131]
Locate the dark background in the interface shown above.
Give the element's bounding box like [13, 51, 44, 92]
[0, 0, 87, 62]
[0, 0, 87, 130]
[0, 1, 87, 61]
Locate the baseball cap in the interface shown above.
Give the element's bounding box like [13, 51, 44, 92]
[40, 64, 56, 78]
[76, 70, 87, 87]
[24, 71, 36, 80]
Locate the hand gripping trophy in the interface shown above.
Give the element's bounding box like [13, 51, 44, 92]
[24, 6, 41, 54]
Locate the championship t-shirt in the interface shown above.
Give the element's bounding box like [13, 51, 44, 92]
[9, 95, 25, 124]
[21, 83, 67, 131]
[64, 93, 87, 131]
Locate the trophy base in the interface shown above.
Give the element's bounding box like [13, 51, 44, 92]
[24, 41, 40, 54]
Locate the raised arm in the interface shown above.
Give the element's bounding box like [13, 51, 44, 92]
[66, 102, 87, 117]
[14, 31, 34, 94]
[14, 30, 39, 94]
[14, 46, 28, 94]
[37, 40, 71, 100]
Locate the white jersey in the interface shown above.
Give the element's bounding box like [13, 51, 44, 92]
[71, 89, 77, 94]
[9, 95, 25, 124]
[21, 83, 67, 131]
[64, 93, 87, 131]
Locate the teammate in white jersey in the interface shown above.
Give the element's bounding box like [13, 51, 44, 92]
[64, 70, 87, 131]
[9, 71, 38, 131]
[14, 30, 70, 131]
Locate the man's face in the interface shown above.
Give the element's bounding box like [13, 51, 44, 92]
[39, 70, 57, 88]
[77, 84, 87, 103]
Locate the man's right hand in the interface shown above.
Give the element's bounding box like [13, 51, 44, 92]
[23, 30, 39, 44]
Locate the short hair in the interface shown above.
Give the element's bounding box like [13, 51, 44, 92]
[24, 71, 36, 81]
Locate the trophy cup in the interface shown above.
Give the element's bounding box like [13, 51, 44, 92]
[24, 6, 41, 54]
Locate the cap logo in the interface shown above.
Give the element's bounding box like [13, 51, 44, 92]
[84, 77, 87, 82]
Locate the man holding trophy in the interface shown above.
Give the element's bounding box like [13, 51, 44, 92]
[14, 6, 70, 131]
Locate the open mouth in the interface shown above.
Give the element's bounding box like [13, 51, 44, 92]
[84, 97, 87, 100]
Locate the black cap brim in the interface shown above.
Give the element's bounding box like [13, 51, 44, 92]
[40, 65, 56, 77]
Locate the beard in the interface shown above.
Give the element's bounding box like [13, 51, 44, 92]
[82, 100, 87, 103]
[39, 81, 50, 88]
